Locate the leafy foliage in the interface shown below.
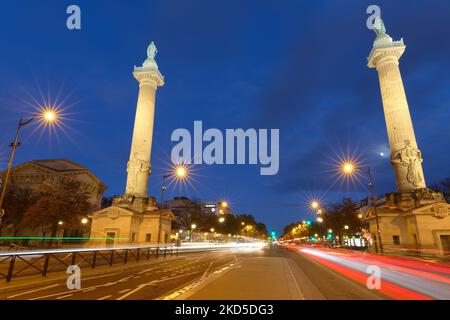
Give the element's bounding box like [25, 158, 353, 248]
[21, 181, 95, 237]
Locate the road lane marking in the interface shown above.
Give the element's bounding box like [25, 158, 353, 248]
[285, 260, 305, 300]
[116, 271, 201, 300]
[116, 283, 149, 300]
[118, 289, 131, 294]
[82, 288, 96, 292]
[118, 276, 132, 282]
[138, 267, 158, 275]
[56, 294, 73, 300]
[158, 259, 237, 300]
[201, 262, 213, 280]
[6, 284, 60, 299]
[29, 279, 124, 300]
[97, 295, 112, 300]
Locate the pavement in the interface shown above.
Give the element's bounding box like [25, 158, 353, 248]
[2, 244, 449, 300]
[0, 245, 389, 300]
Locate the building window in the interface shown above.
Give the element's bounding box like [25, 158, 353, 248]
[106, 232, 115, 246]
[393, 235, 400, 245]
[146, 234, 152, 242]
[440, 235, 450, 252]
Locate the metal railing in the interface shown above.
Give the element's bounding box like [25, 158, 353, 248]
[0, 241, 267, 282]
[0, 245, 177, 282]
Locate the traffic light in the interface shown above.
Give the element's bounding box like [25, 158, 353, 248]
[270, 231, 276, 239]
[326, 232, 333, 239]
[306, 220, 312, 226]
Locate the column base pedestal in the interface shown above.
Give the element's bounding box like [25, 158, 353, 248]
[361, 189, 450, 256]
[88, 194, 175, 247]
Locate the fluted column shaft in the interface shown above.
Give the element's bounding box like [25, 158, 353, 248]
[370, 48, 426, 192]
[125, 70, 163, 196]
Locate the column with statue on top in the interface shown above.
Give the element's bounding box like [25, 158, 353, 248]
[89, 42, 174, 246]
[361, 16, 450, 254]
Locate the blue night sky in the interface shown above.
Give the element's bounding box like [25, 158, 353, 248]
[0, 1, 449, 234]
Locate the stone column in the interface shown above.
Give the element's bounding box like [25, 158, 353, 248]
[368, 18, 425, 192]
[125, 42, 164, 197]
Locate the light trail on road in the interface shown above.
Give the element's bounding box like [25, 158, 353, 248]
[285, 244, 450, 300]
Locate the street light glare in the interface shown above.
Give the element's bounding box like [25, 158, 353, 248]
[44, 111, 56, 121]
[343, 162, 354, 174]
[39, 107, 59, 125]
[311, 201, 319, 209]
[175, 165, 187, 178]
[221, 201, 228, 208]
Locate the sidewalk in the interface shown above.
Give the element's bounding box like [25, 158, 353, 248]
[177, 256, 324, 300]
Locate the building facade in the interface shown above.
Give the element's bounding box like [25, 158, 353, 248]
[0, 159, 107, 237]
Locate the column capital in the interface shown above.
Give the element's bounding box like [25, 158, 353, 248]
[368, 44, 405, 69]
[367, 30, 406, 68]
[133, 67, 165, 87]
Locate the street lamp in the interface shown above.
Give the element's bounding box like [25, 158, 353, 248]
[342, 163, 383, 253]
[160, 164, 188, 208]
[190, 223, 197, 242]
[344, 225, 349, 230]
[218, 216, 225, 223]
[311, 201, 319, 209]
[81, 218, 89, 224]
[157, 164, 188, 245]
[0, 108, 58, 222]
[221, 201, 228, 208]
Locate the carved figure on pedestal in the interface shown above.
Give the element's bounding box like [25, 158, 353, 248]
[391, 140, 424, 187]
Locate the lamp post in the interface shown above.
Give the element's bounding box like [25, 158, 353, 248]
[157, 165, 187, 246]
[190, 223, 196, 242]
[0, 110, 58, 225]
[317, 216, 323, 239]
[343, 163, 383, 253]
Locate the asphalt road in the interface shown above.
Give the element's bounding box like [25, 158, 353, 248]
[0, 245, 389, 300]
